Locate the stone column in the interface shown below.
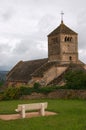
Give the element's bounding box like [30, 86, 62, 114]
[21, 105, 25, 118]
[40, 103, 45, 116]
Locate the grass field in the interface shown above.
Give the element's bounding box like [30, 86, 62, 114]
[0, 99, 86, 130]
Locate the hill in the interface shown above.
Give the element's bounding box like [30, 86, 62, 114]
[0, 71, 8, 81]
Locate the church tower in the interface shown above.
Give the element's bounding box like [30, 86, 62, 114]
[48, 13, 78, 64]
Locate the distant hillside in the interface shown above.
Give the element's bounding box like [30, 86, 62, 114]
[0, 71, 9, 81]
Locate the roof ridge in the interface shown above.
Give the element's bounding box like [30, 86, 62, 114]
[24, 58, 48, 63]
[48, 23, 77, 36]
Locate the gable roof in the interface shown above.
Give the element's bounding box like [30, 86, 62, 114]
[32, 61, 59, 77]
[7, 58, 48, 83]
[48, 22, 77, 37]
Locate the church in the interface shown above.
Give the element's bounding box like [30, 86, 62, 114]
[6, 14, 86, 87]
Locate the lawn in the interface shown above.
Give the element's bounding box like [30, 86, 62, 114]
[0, 99, 86, 130]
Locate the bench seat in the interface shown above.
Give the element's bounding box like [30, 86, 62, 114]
[15, 102, 48, 118]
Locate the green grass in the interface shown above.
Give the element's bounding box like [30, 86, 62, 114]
[0, 99, 86, 130]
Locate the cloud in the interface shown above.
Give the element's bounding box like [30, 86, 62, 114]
[38, 14, 57, 33]
[0, 0, 86, 70]
[79, 49, 86, 63]
[13, 38, 48, 60]
[0, 7, 15, 22]
[76, 10, 86, 60]
[2, 10, 14, 21]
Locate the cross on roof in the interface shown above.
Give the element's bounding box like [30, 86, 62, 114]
[61, 11, 64, 23]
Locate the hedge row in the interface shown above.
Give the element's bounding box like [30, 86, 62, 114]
[0, 85, 61, 100]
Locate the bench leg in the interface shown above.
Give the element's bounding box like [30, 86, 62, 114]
[40, 103, 45, 116]
[21, 105, 25, 118]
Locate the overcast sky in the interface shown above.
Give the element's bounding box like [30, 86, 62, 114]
[0, 0, 86, 70]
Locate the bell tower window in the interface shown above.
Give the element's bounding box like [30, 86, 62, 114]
[65, 36, 73, 42]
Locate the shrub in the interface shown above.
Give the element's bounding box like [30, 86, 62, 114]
[37, 86, 60, 94]
[19, 86, 34, 95]
[0, 80, 4, 87]
[64, 70, 86, 89]
[0, 93, 4, 100]
[33, 82, 41, 89]
[3, 87, 20, 100]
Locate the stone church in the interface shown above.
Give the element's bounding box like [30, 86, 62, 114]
[6, 16, 86, 87]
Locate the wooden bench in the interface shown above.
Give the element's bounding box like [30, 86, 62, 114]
[15, 102, 48, 118]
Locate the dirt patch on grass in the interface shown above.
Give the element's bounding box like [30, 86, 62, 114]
[0, 111, 57, 120]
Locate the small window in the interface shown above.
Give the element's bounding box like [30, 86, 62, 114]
[69, 37, 72, 42]
[65, 36, 67, 42]
[64, 36, 73, 42]
[69, 56, 72, 61]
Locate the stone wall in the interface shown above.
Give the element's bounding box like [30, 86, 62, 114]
[60, 34, 78, 63]
[20, 90, 86, 100]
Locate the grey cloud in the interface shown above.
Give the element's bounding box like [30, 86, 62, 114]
[13, 38, 47, 60]
[38, 14, 57, 33]
[77, 9, 86, 26]
[0, 43, 11, 52]
[75, 9, 86, 62]
[0, 6, 15, 22]
[2, 11, 13, 21]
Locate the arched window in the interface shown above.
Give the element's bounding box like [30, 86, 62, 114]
[64, 36, 73, 42]
[69, 37, 72, 42]
[69, 56, 72, 61]
[65, 36, 67, 42]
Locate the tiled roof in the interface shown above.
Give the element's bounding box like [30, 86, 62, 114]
[7, 58, 48, 83]
[32, 61, 59, 77]
[48, 23, 77, 36]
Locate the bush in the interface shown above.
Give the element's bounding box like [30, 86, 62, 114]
[0, 93, 4, 100]
[38, 87, 54, 94]
[33, 82, 41, 89]
[19, 86, 34, 95]
[0, 80, 4, 87]
[1, 85, 65, 100]
[36, 86, 60, 94]
[3, 87, 20, 100]
[64, 70, 86, 89]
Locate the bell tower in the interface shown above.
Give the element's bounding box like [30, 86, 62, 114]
[48, 13, 78, 64]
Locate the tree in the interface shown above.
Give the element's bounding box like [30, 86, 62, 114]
[64, 70, 86, 89]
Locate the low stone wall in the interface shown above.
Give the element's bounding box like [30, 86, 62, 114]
[21, 89, 86, 100]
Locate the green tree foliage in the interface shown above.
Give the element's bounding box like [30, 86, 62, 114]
[33, 82, 41, 89]
[0, 80, 4, 87]
[1, 85, 60, 100]
[64, 70, 86, 89]
[3, 87, 20, 100]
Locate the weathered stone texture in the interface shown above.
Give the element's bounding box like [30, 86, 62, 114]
[48, 24, 78, 63]
[20, 90, 86, 100]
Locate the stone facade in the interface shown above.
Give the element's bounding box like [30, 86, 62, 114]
[48, 23, 78, 64]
